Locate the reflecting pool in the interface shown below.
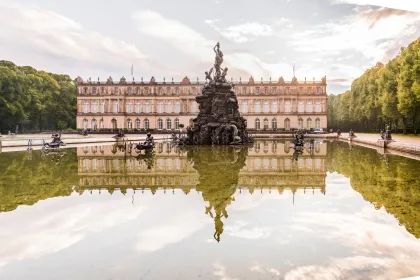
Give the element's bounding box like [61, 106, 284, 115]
[0, 140, 419, 279]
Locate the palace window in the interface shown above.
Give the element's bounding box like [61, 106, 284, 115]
[111, 119, 118, 130]
[112, 101, 119, 113]
[175, 101, 181, 113]
[145, 101, 151, 113]
[164, 101, 172, 113]
[99, 119, 104, 129]
[166, 119, 172, 130]
[298, 118, 303, 129]
[307, 118, 312, 128]
[83, 119, 88, 129]
[136, 118, 141, 129]
[315, 118, 320, 129]
[241, 101, 248, 113]
[91, 119, 97, 130]
[284, 118, 290, 130]
[255, 118, 260, 130]
[157, 102, 164, 114]
[263, 101, 269, 113]
[263, 118, 269, 129]
[92, 87, 97, 94]
[175, 118, 180, 129]
[306, 101, 313, 113]
[158, 118, 163, 130]
[285, 101, 291, 113]
[144, 119, 150, 130]
[126, 101, 133, 113]
[127, 119, 133, 130]
[254, 101, 261, 113]
[272, 118, 277, 130]
[255, 87, 260, 94]
[82, 101, 90, 113]
[315, 101, 321, 113]
[135, 102, 140, 113]
[298, 101, 304, 113]
[271, 101, 278, 113]
[100, 101, 105, 113]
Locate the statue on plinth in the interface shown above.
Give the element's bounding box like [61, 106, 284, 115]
[179, 42, 252, 145]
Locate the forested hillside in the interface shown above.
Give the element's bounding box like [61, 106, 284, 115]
[328, 39, 420, 133]
[0, 61, 76, 133]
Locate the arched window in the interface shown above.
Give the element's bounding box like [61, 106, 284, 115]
[91, 119, 97, 131]
[111, 119, 117, 130]
[263, 118, 269, 129]
[255, 118, 260, 130]
[158, 118, 163, 130]
[136, 118, 141, 129]
[284, 118, 290, 130]
[298, 118, 303, 129]
[144, 119, 149, 130]
[99, 119, 104, 129]
[307, 118, 312, 128]
[166, 119, 172, 130]
[175, 118, 180, 129]
[127, 119, 133, 130]
[284, 141, 291, 153]
[83, 119, 88, 129]
[272, 118, 277, 130]
[315, 118, 320, 129]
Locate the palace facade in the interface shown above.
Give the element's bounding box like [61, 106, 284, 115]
[76, 75, 327, 131]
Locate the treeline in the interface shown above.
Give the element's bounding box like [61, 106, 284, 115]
[328, 38, 420, 133]
[0, 61, 76, 133]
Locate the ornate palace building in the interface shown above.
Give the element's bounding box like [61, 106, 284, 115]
[76, 75, 327, 131]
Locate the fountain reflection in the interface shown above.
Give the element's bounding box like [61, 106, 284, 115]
[77, 140, 327, 240]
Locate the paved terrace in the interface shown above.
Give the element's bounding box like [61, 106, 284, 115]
[338, 133, 420, 157]
[1, 132, 420, 158]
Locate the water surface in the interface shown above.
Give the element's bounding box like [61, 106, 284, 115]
[0, 140, 419, 279]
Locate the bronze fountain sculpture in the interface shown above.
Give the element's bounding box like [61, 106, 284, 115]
[180, 42, 252, 145]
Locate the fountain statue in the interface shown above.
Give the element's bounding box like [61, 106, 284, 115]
[180, 42, 252, 145]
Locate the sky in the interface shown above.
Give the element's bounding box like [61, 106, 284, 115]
[0, 0, 419, 94]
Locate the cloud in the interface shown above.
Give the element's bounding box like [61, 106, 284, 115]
[213, 263, 238, 280]
[132, 10, 212, 61]
[0, 192, 146, 267]
[332, 0, 420, 13]
[0, 2, 150, 77]
[360, 7, 418, 28]
[206, 20, 274, 43]
[284, 255, 419, 280]
[289, 6, 420, 92]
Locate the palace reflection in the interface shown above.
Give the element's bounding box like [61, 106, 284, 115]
[77, 140, 327, 240]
